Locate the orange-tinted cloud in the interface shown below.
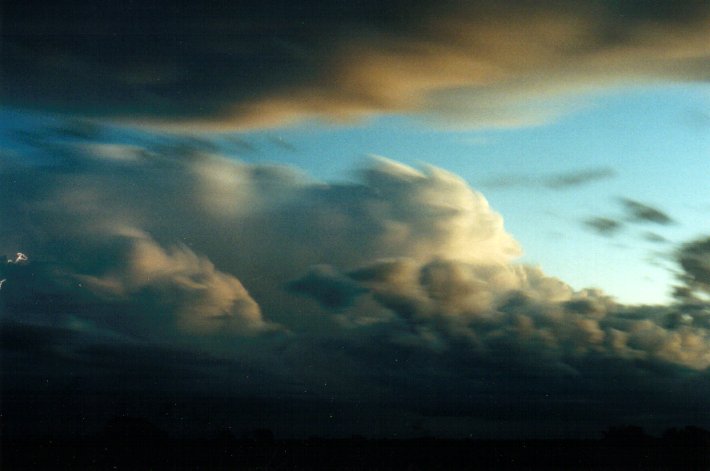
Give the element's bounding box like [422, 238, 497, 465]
[2, 0, 708, 129]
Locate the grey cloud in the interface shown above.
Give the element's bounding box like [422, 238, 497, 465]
[288, 265, 366, 309]
[584, 217, 623, 236]
[2, 1, 709, 129]
[483, 167, 616, 191]
[583, 198, 676, 239]
[676, 236, 710, 298]
[291, 256, 710, 371]
[3, 135, 710, 438]
[0, 228, 276, 340]
[544, 168, 616, 189]
[642, 232, 668, 244]
[619, 198, 675, 225]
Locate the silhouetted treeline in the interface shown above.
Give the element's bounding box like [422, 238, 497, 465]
[2, 418, 709, 470]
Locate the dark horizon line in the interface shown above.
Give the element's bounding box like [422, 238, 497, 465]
[4, 424, 710, 471]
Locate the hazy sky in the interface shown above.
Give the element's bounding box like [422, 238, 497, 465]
[1, 0, 709, 439]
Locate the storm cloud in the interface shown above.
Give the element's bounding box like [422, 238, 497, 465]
[2, 134, 710, 438]
[2, 0, 709, 128]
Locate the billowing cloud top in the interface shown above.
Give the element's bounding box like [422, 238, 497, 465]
[2, 0, 709, 128]
[2, 133, 710, 437]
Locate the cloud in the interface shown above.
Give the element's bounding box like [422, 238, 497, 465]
[619, 198, 675, 225]
[0, 232, 275, 338]
[484, 167, 616, 190]
[3, 136, 710, 437]
[291, 256, 710, 370]
[642, 232, 668, 244]
[544, 168, 616, 189]
[2, 0, 709, 129]
[583, 196, 677, 238]
[288, 265, 366, 310]
[584, 217, 623, 236]
[77, 232, 272, 335]
[676, 236, 710, 298]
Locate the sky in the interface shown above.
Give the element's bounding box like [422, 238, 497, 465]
[1, 0, 710, 440]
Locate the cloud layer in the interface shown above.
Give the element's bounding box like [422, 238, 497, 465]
[2, 0, 709, 128]
[2, 134, 710, 437]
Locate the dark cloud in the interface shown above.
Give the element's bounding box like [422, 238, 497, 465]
[642, 232, 668, 244]
[676, 236, 710, 299]
[2, 0, 709, 129]
[0, 321, 76, 355]
[583, 198, 676, 238]
[619, 198, 675, 225]
[584, 217, 623, 236]
[544, 168, 616, 189]
[288, 265, 366, 309]
[2, 134, 710, 438]
[483, 167, 615, 190]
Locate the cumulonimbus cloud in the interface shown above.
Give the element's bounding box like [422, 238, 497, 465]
[2, 137, 707, 363]
[2, 0, 709, 129]
[2, 135, 710, 436]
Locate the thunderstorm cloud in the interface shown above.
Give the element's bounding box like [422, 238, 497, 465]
[2, 135, 710, 437]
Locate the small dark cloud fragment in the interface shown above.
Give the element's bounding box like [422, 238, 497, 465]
[483, 167, 615, 191]
[619, 198, 674, 225]
[563, 299, 600, 315]
[288, 265, 366, 309]
[544, 168, 616, 190]
[677, 236, 710, 292]
[642, 232, 668, 244]
[584, 217, 623, 236]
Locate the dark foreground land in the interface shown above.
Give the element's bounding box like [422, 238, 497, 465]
[3, 434, 710, 470]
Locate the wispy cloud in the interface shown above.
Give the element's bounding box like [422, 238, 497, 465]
[483, 167, 616, 190]
[584, 217, 623, 236]
[544, 168, 616, 189]
[583, 198, 676, 238]
[619, 198, 675, 225]
[676, 236, 710, 299]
